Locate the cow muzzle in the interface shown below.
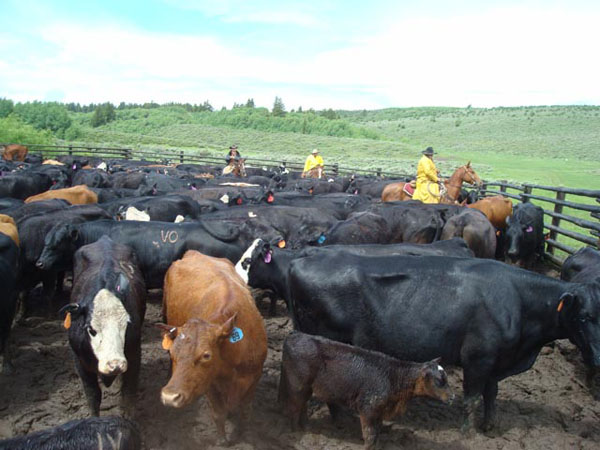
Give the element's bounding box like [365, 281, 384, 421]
[161, 389, 187, 408]
[99, 358, 128, 375]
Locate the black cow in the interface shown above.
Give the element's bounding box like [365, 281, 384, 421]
[72, 168, 111, 188]
[0, 229, 19, 373]
[440, 208, 496, 258]
[505, 202, 545, 267]
[561, 246, 600, 399]
[368, 202, 450, 244]
[17, 204, 112, 305]
[0, 416, 141, 450]
[37, 219, 249, 288]
[266, 192, 371, 220]
[561, 247, 600, 283]
[236, 238, 474, 313]
[201, 205, 340, 249]
[308, 212, 392, 246]
[240, 245, 600, 432]
[60, 236, 146, 415]
[345, 177, 404, 197]
[113, 194, 202, 222]
[0, 172, 54, 199]
[8, 199, 71, 224]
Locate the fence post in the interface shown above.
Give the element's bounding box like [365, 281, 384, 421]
[376, 168, 382, 177]
[548, 191, 566, 255]
[68, 145, 73, 156]
[332, 163, 339, 177]
[522, 185, 532, 203]
[500, 181, 507, 193]
[180, 151, 184, 164]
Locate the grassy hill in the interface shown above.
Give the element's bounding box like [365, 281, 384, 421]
[67, 104, 600, 188]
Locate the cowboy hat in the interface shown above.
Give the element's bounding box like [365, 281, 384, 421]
[229, 144, 238, 150]
[312, 149, 319, 154]
[422, 146, 435, 155]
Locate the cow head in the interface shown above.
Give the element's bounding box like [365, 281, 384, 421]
[559, 281, 600, 367]
[36, 222, 79, 270]
[157, 315, 237, 408]
[235, 239, 272, 284]
[61, 277, 131, 375]
[504, 216, 534, 264]
[414, 358, 454, 404]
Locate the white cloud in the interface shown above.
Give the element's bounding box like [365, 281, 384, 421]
[1, 5, 599, 109]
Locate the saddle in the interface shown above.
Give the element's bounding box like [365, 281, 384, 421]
[402, 180, 416, 197]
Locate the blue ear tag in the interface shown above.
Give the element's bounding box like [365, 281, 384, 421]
[317, 234, 326, 244]
[229, 327, 244, 343]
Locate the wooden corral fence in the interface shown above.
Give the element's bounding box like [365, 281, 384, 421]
[21, 144, 409, 179]
[480, 181, 600, 266]
[20, 144, 600, 266]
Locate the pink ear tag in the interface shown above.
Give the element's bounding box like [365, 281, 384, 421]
[117, 285, 121, 292]
[264, 252, 272, 264]
[526, 226, 533, 233]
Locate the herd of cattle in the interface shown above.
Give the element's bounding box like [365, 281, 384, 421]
[0, 149, 599, 449]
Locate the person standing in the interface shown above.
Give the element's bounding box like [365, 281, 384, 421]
[412, 147, 441, 204]
[302, 148, 325, 178]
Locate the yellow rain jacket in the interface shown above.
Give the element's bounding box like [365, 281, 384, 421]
[412, 155, 440, 204]
[303, 154, 324, 173]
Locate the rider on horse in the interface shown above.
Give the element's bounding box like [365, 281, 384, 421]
[412, 147, 443, 204]
[301, 148, 325, 179]
[223, 145, 242, 175]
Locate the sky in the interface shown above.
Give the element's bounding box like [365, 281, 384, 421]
[1, 0, 599, 110]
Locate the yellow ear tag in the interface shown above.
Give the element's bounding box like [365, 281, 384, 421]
[63, 312, 71, 329]
[557, 299, 564, 312]
[162, 335, 173, 350]
[278, 240, 286, 248]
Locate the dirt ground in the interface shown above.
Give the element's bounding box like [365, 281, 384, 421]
[2, 278, 600, 450]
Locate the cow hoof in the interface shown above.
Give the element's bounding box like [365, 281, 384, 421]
[460, 422, 475, 437]
[215, 436, 232, 447]
[1, 362, 15, 375]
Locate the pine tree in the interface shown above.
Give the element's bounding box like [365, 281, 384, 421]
[272, 96, 286, 117]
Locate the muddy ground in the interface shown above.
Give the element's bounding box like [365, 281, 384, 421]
[2, 278, 600, 450]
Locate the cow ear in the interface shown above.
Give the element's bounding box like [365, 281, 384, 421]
[155, 323, 178, 350]
[219, 313, 237, 338]
[59, 303, 81, 318]
[115, 272, 130, 294]
[466, 161, 471, 167]
[557, 293, 576, 314]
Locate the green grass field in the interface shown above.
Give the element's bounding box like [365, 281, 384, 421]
[69, 105, 600, 188]
[64, 104, 598, 258]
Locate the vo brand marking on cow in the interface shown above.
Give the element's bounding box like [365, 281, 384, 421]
[229, 327, 244, 343]
[160, 230, 179, 244]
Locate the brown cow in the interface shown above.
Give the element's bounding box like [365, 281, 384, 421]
[279, 332, 454, 450]
[0, 214, 19, 247]
[1, 144, 28, 161]
[467, 195, 513, 229]
[24, 185, 98, 205]
[157, 250, 267, 445]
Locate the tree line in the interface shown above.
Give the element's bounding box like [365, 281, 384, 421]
[0, 95, 369, 144]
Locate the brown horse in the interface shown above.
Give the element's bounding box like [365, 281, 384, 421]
[222, 158, 247, 177]
[302, 166, 325, 179]
[381, 162, 482, 204]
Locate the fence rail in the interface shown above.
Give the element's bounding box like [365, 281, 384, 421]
[19, 144, 600, 266]
[480, 179, 600, 266]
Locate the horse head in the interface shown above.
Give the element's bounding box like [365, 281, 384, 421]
[461, 161, 482, 186]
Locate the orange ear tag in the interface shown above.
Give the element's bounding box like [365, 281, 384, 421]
[63, 312, 71, 329]
[162, 335, 173, 350]
[557, 299, 564, 312]
[278, 240, 286, 248]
